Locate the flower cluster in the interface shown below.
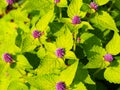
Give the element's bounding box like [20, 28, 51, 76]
[6, 0, 14, 5]
[55, 48, 65, 58]
[56, 81, 66, 90]
[72, 16, 81, 25]
[90, 2, 98, 10]
[3, 53, 13, 63]
[104, 54, 113, 62]
[32, 30, 43, 39]
[54, 0, 60, 4]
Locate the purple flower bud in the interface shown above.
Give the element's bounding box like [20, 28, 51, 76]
[54, 0, 60, 4]
[56, 82, 66, 90]
[55, 48, 65, 58]
[3, 53, 13, 63]
[77, 37, 81, 43]
[72, 16, 81, 25]
[6, 0, 14, 5]
[90, 2, 98, 10]
[104, 54, 113, 62]
[32, 30, 42, 39]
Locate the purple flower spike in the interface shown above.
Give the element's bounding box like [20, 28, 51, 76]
[55, 48, 65, 58]
[56, 82, 66, 90]
[54, 0, 60, 4]
[72, 16, 81, 25]
[90, 2, 98, 10]
[6, 0, 14, 5]
[32, 30, 42, 39]
[104, 54, 113, 62]
[3, 53, 13, 63]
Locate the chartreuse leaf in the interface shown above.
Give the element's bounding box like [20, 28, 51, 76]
[94, 0, 109, 6]
[16, 55, 32, 70]
[80, 33, 107, 68]
[76, 21, 94, 30]
[84, 55, 105, 68]
[26, 74, 58, 90]
[0, 63, 22, 90]
[90, 11, 119, 32]
[0, 0, 7, 9]
[59, 60, 79, 86]
[73, 62, 95, 85]
[0, 21, 20, 55]
[9, 8, 29, 23]
[22, 0, 53, 13]
[104, 59, 120, 84]
[36, 9, 55, 31]
[84, 46, 107, 68]
[7, 80, 29, 90]
[45, 42, 57, 52]
[0, 63, 11, 90]
[21, 34, 39, 52]
[65, 51, 77, 59]
[106, 32, 120, 55]
[67, 0, 83, 18]
[37, 47, 46, 59]
[56, 26, 73, 51]
[73, 82, 87, 90]
[57, 0, 68, 7]
[36, 56, 66, 75]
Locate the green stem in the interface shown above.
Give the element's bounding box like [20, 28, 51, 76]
[59, 7, 62, 19]
[93, 62, 104, 77]
[38, 38, 43, 48]
[93, 68, 102, 77]
[73, 31, 77, 51]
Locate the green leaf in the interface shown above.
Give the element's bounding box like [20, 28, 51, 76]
[67, 0, 83, 18]
[104, 59, 120, 84]
[36, 9, 55, 31]
[115, 0, 120, 10]
[56, 26, 73, 51]
[106, 32, 120, 55]
[90, 11, 119, 32]
[73, 82, 87, 90]
[94, 0, 109, 6]
[7, 80, 29, 90]
[59, 60, 79, 86]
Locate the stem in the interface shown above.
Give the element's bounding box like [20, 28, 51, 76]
[93, 68, 102, 76]
[93, 62, 104, 77]
[38, 38, 43, 48]
[59, 7, 62, 19]
[108, 1, 114, 11]
[73, 31, 77, 51]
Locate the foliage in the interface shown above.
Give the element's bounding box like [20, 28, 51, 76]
[0, 0, 120, 90]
